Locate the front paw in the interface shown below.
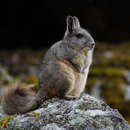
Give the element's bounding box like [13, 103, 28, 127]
[64, 95, 79, 100]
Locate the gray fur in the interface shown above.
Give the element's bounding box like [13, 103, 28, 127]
[38, 16, 95, 99]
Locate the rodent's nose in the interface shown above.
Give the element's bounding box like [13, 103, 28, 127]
[90, 43, 95, 48]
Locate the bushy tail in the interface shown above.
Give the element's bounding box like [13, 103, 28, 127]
[0, 84, 38, 115]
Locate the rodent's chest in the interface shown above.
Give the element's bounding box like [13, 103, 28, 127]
[70, 51, 92, 73]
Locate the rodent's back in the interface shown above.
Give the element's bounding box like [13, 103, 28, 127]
[41, 41, 64, 69]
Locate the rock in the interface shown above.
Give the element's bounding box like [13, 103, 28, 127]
[0, 94, 130, 130]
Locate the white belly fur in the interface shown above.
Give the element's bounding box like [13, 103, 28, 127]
[74, 66, 90, 94]
[75, 50, 92, 93]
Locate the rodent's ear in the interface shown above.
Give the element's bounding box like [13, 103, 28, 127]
[73, 16, 80, 29]
[66, 16, 74, 34]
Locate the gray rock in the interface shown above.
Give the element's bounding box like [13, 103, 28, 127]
[0, 94, 130, 130]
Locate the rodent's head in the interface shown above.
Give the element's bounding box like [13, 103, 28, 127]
[63, 16, 95, 51]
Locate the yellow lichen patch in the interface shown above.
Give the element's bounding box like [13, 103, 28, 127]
[23, 75, 39, 85]
[22, 75, 39, 91]
[0, 115, 15, 128]
[26, 112, 41, 117]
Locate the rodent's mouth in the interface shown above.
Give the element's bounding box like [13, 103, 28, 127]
[87, 42, 95, 50]
[83, 42, 95, 50]
[79, 42, 95, 53]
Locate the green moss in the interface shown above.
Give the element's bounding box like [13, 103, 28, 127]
[23, 75, 39, 85]
[90, 67, 101, 75]
[90, 67, 125, 77]
[100, 78, 125, 106]
[105, 68, 124, 77]
[0, 115, 15, 128]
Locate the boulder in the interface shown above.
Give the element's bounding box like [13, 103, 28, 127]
[0, 94, 130, 130]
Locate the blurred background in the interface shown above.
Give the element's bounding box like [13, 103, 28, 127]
[0, 1, 130, 123]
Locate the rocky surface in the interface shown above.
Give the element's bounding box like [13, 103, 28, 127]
[0, 94, 130, 130]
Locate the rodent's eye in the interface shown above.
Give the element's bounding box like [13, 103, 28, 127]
[76, 33, 83, 38]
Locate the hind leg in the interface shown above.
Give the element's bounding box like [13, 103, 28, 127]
[53, 70, 76, 99]
[37, 70, 76, 101]
[38, 61, 79, 100]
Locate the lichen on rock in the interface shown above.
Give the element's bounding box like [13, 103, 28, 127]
[0, 115, 15, 129]
[0, 94, 130, 130]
